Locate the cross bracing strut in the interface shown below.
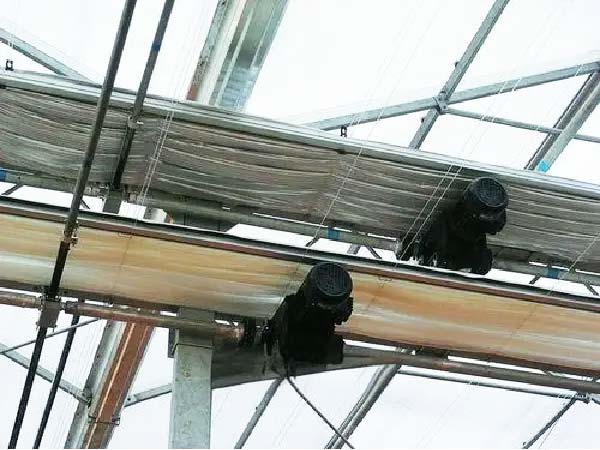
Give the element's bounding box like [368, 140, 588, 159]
[0, 342, 86, 402]
[122, 367, 593, 411]
[326, 364, 399, 448]
[234, 378, 283, 448]
[409, 0, 509, 148]
[0, 27, 90, 81]
[306, 61, 600, 130]
[445, 107, 600, 144]
[528, 72, 600, 172]
[522, 397, 578, 448]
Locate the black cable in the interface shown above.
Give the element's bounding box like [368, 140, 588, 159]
[8, 326, 48, 448]
[33, 313, 80, 448]
[286, 376, 355, 449]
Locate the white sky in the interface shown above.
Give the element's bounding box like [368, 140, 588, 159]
[1, 0, 600, 448]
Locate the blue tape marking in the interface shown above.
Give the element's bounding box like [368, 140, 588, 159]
[327, 229, 340, 240]
[0, 169, 6, 182]
[538, 160, 550, 172]
[546, 267, 560, 279]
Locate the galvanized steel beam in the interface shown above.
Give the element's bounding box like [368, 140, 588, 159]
[64, 321, 153, 448]
[0, 342, 86, 402]
[522, 397, 578, 448]
[527, 72, 600, 171]
[187, 0, 288, 110]
[234, 378, 283, 448]
[307, 61, 600, 130]
[409, 0, 509, 148]
[0, 27, 90, 80]
[325, 363, 400, 449]
[446, 107, 600, 144]
[169, 308, 214, 448]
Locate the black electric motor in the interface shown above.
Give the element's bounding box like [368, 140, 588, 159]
[410, 177, 508, 275]
[264, 262, 353, 372]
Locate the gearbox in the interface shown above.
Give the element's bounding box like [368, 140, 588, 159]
[264, 262, 353, 371]
[410, 177, 508, 275]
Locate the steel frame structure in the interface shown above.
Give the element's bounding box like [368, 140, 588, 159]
[2, 0, 600, 448]
[0, 27, 90, 81]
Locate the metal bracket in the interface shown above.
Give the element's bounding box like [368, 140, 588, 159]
[88, 413, 120, 426]
[167, 327, 175, 358]
[340, 125, 348, 137]
[584, 282, 599, 296]
[5, 59, 14, 71]
[434, 94, 448, 113]
[127, 115, 143, 130]
[38, 293, 61, 328]
[64, 223, 80, 247]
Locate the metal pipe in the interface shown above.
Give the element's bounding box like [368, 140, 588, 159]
[34, 313, 80, 448]
[0, 183, 23, 196]
[0, 291, 41, 309]
[527, 72, 600, 170]
[131, 192, 398, 251]
[63, 301, 243, 342]
[35, 4, 173, 445]
[0, 290, 243, 344]
[0, 169, 105, 196]
[445, 108, 600, 144]
[235, 377, 283, 448]
[0, 26, 90, 81]
[49, 0, 137, 298]
[8, 2, 137, 447]
[358, 350, 600, 394]
[398, 368, 589, 400]
[494, 259, 600, 286]
[111, 0, 175, 191]
[8, 327, 47, 448]
[0, 341, 86, 402]
[326, 363, 399, 448]
[538, 76, 600, 170]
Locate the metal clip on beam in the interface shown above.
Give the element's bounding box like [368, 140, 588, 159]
[38, 294, 61, 328]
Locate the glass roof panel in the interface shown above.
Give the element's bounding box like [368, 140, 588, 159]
[247, 0, 494, 120]
[578, 103, 600, 136]
[532, 400, 600, 448]
[351, 373, 576, 448]
[456, 76, 588, 127]
[0, 0, 217, 97]
[458, 0, 600, 90]
[548, 139, 600, 185]
[421, 114, 546, 169]
[110, 395, 171, 448]
[245, 367, 378, 448]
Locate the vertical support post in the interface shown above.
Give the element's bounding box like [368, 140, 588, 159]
[169, 308, 214, 449]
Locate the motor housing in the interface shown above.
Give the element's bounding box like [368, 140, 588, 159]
[410, 177, 508, 274]
[264, 262, 353, 372]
